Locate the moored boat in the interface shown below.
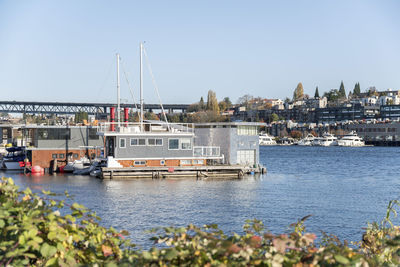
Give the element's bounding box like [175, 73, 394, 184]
[1, 146, 27, 171]
[259, 133, 277, 146]
[338, 131, 365, 147]
[297, 134, 315, 146]
[317, 132, 338, 146]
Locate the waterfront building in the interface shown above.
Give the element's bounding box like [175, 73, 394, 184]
[348, 122, 400, 145]
[194, 122, 264, 166]
[21, 125, 103, 169]
[380, 105, 400, 120]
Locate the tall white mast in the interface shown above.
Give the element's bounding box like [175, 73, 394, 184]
[140, 42, 144, 130]
[116, 53, 121, 127]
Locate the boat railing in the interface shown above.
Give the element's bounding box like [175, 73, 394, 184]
[193, 146, 220, 157]
[98, 122, 194, 134]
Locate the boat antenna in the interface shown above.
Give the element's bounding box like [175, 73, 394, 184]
[140, 42, 144, 131]
[116, 53, 121, 127]
[143, 46, 170, 130]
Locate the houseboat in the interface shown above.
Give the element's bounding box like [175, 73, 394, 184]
[20, 125, 103, 170]
[97, 121, 265, 179]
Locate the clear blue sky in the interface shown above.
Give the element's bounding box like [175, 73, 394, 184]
[0, 0, 399, 104]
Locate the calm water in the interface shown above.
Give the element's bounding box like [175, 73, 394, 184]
[3, 146, 400, 246]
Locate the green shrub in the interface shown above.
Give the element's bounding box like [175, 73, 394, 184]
[2, 176, 400, 266]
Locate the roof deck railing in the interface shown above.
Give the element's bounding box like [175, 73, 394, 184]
[193, 146, 220, 157]
[98, 122, 194, 134]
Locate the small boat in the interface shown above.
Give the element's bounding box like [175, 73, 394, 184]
[259, 133, 277, 146]
[1, 146, 27, 171]
[278, 137, 295, 146]
[317, 132, 338, 146]
[297, 134, 315, 146]
[64, 157, 91, 173]
[338, 131, 365, 147]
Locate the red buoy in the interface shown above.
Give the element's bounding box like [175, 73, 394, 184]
[31, 165, 45, 174]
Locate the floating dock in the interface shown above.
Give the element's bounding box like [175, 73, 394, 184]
[100, 165, 266, 180]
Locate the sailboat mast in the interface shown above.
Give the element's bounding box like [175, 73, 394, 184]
[140, 42, 144, 130]
[116, 53, 121, 127]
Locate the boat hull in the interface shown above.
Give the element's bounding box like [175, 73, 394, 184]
[3, 161, 24, 170]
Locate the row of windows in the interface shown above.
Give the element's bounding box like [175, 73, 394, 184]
[119, 138, 192, 150]
[237, 126, 257, 136]
[52, 153, 97, 159]
[356, 128, 397, 133]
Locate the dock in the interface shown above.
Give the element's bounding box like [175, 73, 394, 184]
[100, 165, 266, 180]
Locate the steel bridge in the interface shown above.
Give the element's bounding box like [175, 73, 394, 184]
[0, 101, 190, 116]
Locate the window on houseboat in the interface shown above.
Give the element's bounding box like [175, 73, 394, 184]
[73, 153, 78, 158]
[193, 147, 202, 156]
[181, 138, 192, 150]
[193, 159, 204, 165]
[180, 160, 191, 165]
[169, 139, 179, 150]
[52, 154, 57, 159]
[120, 138, 126, 148]
[59, 153, 65, 159]
[134, 160, 146, 165]
[147, 138, 163, 146]
[138, 139, 146, 146]
[237, 126, 257, 136]
[130, 138, 138, 146]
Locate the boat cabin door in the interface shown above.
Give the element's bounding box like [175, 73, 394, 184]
[105, 137, 115, 157]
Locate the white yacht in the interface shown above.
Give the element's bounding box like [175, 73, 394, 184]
[297, 134, 315, 146]
[337, 131, 365, 147]
[318, 132, 338, 146]
[311, 137, 322, 146]
[259, 133, 277, 146]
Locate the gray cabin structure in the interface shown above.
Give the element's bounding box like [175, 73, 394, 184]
[194, 122, 264, 166]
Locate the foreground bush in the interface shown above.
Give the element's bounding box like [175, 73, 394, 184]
[1, 177, 400, 266]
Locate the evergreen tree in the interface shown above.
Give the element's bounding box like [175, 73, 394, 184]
[199, 97, 205, 110]
[223, 97, 232, 108]
[353, 82, 361, 96]
[314, 86, 320, 98]
[293, 83, 304, 101]
[339, 81, 346, 99]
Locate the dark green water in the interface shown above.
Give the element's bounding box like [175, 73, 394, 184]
[3, 146, 400, 246]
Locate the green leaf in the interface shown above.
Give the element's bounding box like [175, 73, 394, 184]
[142, 251, 153, 260]
[41, 243, 57, 258]
[165, 248, 179, 260]
[48, 231, 57, 241]
[0, 219, 5, 228]
[45, 257, 58, 266]
[334, 255, 350, 265]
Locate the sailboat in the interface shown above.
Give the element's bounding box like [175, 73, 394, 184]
[96, 43, 223, 174]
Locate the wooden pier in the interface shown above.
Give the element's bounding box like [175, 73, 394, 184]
[100, 165, 266, 180]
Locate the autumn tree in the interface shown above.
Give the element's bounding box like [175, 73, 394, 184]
[293, 83, 304, 101]
[206, 90, 219, 113]
[237, 94, 253, 109]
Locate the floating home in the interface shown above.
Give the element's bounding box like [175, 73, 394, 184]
[98, 121, 265, 179]
[20, 125, 103, 169]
